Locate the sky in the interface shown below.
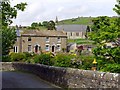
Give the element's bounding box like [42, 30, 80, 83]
[11, 0, 118, 26]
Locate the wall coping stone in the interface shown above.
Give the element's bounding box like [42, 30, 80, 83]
[1, 62, 120, 89]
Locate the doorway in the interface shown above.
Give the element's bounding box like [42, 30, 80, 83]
[35, 45, 38, 53]
[52, 46, 55, 52]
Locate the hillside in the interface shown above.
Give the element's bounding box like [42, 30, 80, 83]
[58, 17, 94, 25]
[57, 16, 117, 25]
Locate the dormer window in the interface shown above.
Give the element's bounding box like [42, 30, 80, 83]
[28, 37, 31, 41]
[57, 37, 61, 42]
[46, 37, 49, 42]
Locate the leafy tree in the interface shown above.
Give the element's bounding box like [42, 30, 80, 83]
[30, 22, 39, 29]
[113, 0, 120, 15]
[113, 0, 120, 27]
[1, 0, 27, 55]
[1, 0, 27, 26]
[89, 15, 120, 64]
[47, 20, 56, 30]
[38, 22, 42, 26]
[42, 21, 48, 27]
[89, 0, 120, 64]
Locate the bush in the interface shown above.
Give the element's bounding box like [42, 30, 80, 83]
[70, 57, 82, 68]
[79, 55, 94, 70]
[23, 52, 32, 57]
[100, 64, 120, 73]
[54, 53, 75, 67]
[10, 52, 26, 62]
[2, 55, 10, 62]
[34, 53, 54, 65]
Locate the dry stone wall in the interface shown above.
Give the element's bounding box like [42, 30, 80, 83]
[1, 62, 120, 89]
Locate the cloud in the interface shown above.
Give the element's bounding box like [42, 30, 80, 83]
[58, 7, 64, 12]
[11, 0, 117, 26]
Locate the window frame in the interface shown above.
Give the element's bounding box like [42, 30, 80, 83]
[57, 44, 61, 51]
[28, 45, 32, 52]
[57, 37, 61, 42]
[13, 46, 18, 53]
[45, 44, 50, 51]
[28, 37, 31, 41]
[46, 37, 50, 42]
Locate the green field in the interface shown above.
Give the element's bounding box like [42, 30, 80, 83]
[58, 16, 117, 25]
[67, 39, 94, 45]
[58, 17, 94, 25]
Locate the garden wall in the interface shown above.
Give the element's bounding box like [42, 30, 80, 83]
[1, 62, 120, 89]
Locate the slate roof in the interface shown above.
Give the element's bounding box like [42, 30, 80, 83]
[21, 30, 67, 37]
[56, 25, 87, 32]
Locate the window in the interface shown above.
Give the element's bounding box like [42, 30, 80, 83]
[14, 46, 18, 53]
[76, 33, 79, 36]
[71, 32, 72, 36]
[106, 46, 111, 48]
[28, 45, 32, 52]
[28, 37, 31, 41]
[57, 37, 61, 42]
[45, 44, 49, 51]
[57, 44, 61, 51]
[46, 37, 49, 42]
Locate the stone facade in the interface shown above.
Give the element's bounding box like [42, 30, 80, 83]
[11, 30, 67, 53]
[57, 25, 88, 39]
[1, 62, 120, 89]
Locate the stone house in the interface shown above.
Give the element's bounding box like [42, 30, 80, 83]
[12, 30, 67, 54]
[56, 25, 88, 39]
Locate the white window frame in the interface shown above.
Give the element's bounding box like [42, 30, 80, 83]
[57, 44, 61, 51]
[28, 45, 32, 52]
[13, 46, 18, 53]
[57, 37, 61, 42]
[45, 44, 50, 51]
[46, 37, 49, 42]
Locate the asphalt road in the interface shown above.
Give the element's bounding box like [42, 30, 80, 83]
[1, 71, 61, 89]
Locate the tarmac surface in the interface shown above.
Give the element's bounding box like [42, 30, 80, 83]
[1, 71, 60, 89]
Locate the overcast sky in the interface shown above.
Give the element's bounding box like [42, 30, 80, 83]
[11, 0, 118, 26]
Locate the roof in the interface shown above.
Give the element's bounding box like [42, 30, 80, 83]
[21, 30, 67, 37]
[56, 25, 87, 32]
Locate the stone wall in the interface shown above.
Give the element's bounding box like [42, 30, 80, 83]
[1, 62, 120, 89]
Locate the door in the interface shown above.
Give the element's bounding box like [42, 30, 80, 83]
[52, 46, 55, 52]
[35, 45, 38, 53]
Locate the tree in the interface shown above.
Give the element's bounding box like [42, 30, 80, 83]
[1, 0, 27, 55]
[113, 0, 120, 27]
[89, 15, 120, 64]
[85, 25, 91, 39]
[42, 21, 48, 27]
[30, 22, 39, 29]
[47, 20, 56, 30]
[113, 0, 120, 15]
[1, 0, 27, 26]
[38, 22, 42, 26]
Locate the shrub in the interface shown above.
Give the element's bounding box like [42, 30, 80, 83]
[79, 55, 94, 70]
[2, 55, 10, 62]
[34, 53, 54, 65]
[23, 52, 32, 57]
[10, 52, 26, 62]
[54, 53, 75, 67]
[70, 56, 82, 68]
[100, 64, 120, 73]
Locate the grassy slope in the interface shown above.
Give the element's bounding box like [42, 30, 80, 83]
[58, 16, 117, 25]
[58, 17, 94, 25]
[67, 39, 94, 45]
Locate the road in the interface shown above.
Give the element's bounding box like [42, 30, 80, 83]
[1, 71, 61, 89]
